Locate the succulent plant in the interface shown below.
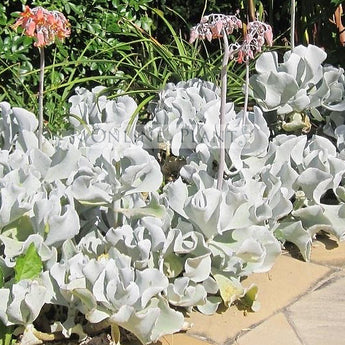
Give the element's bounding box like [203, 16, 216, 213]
[1, 74, 345, 344]
[142, 78, 220, 156]
[249, 45, 345, 132]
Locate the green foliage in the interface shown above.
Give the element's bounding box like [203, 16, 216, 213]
[103, 7, 248, 117]
[0, 0, 264, 134]
[0, 0, 155, 133]
[0, 322, 15, 345]
[109, 12, 214, 97]
[14, 243, 43, 282]
[331, 0, 343, 5]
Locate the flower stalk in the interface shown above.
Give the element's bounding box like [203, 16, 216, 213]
[291, 0, 296, 49]
[217, 30, 230, 190]
[190, 14, 242, 190]
[12, 6, 70, 150]
[190, 14, 272, 190]
[38, 47, 45, 149]
[243, 57, 250, 120]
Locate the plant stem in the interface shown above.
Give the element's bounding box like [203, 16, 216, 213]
[290, 0, 295, 49]
[243, 57, 250, 119]
[216, 30, 230, 191]
[201, 0, 208, 19]
[38, 47, 45, 150]
[239, 57, 250, 149]
[248, 0, 256, 22]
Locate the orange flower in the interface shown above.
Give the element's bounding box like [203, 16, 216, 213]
[11, 6, 33, 31]
[12, 6, 70, 47]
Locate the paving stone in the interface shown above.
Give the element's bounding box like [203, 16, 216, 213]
[158, 333, 213, 345]
[310, 234, 345, 268]
[233, 313, 302, 345]
[287, 272, 345, 345]
[185, 255, 331, 344]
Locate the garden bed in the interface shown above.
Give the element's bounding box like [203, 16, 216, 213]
[1, 1, 345, 345]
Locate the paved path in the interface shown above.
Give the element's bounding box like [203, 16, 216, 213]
[157, 234, 345, 345]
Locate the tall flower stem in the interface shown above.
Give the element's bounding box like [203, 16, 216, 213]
[38, 47, 45, 150]
[291, 0, 296, 49]
[216, 30, 230, 191]
[248, 0, 256, 22]
[189, 15, 272, 189]
[200, 0, 208, 19]
[240, 57, 251, 148]
[12, 6, 70, 150]
[243, 58, 250, 116]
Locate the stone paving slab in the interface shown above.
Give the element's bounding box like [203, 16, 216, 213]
[159, 333, 213, 345]
[286, 271, 345, 345]
[152, 240, 345, 345]
[310, 235, 345, 268]
[233, 313, 302, 345]
[184, 255, 331, 344]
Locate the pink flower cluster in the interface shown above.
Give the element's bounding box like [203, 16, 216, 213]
[229, 21, 273, 63]
[189, 14, 242, 43]
[189, 13, 273, 64]
[12, 6, 70, 47]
